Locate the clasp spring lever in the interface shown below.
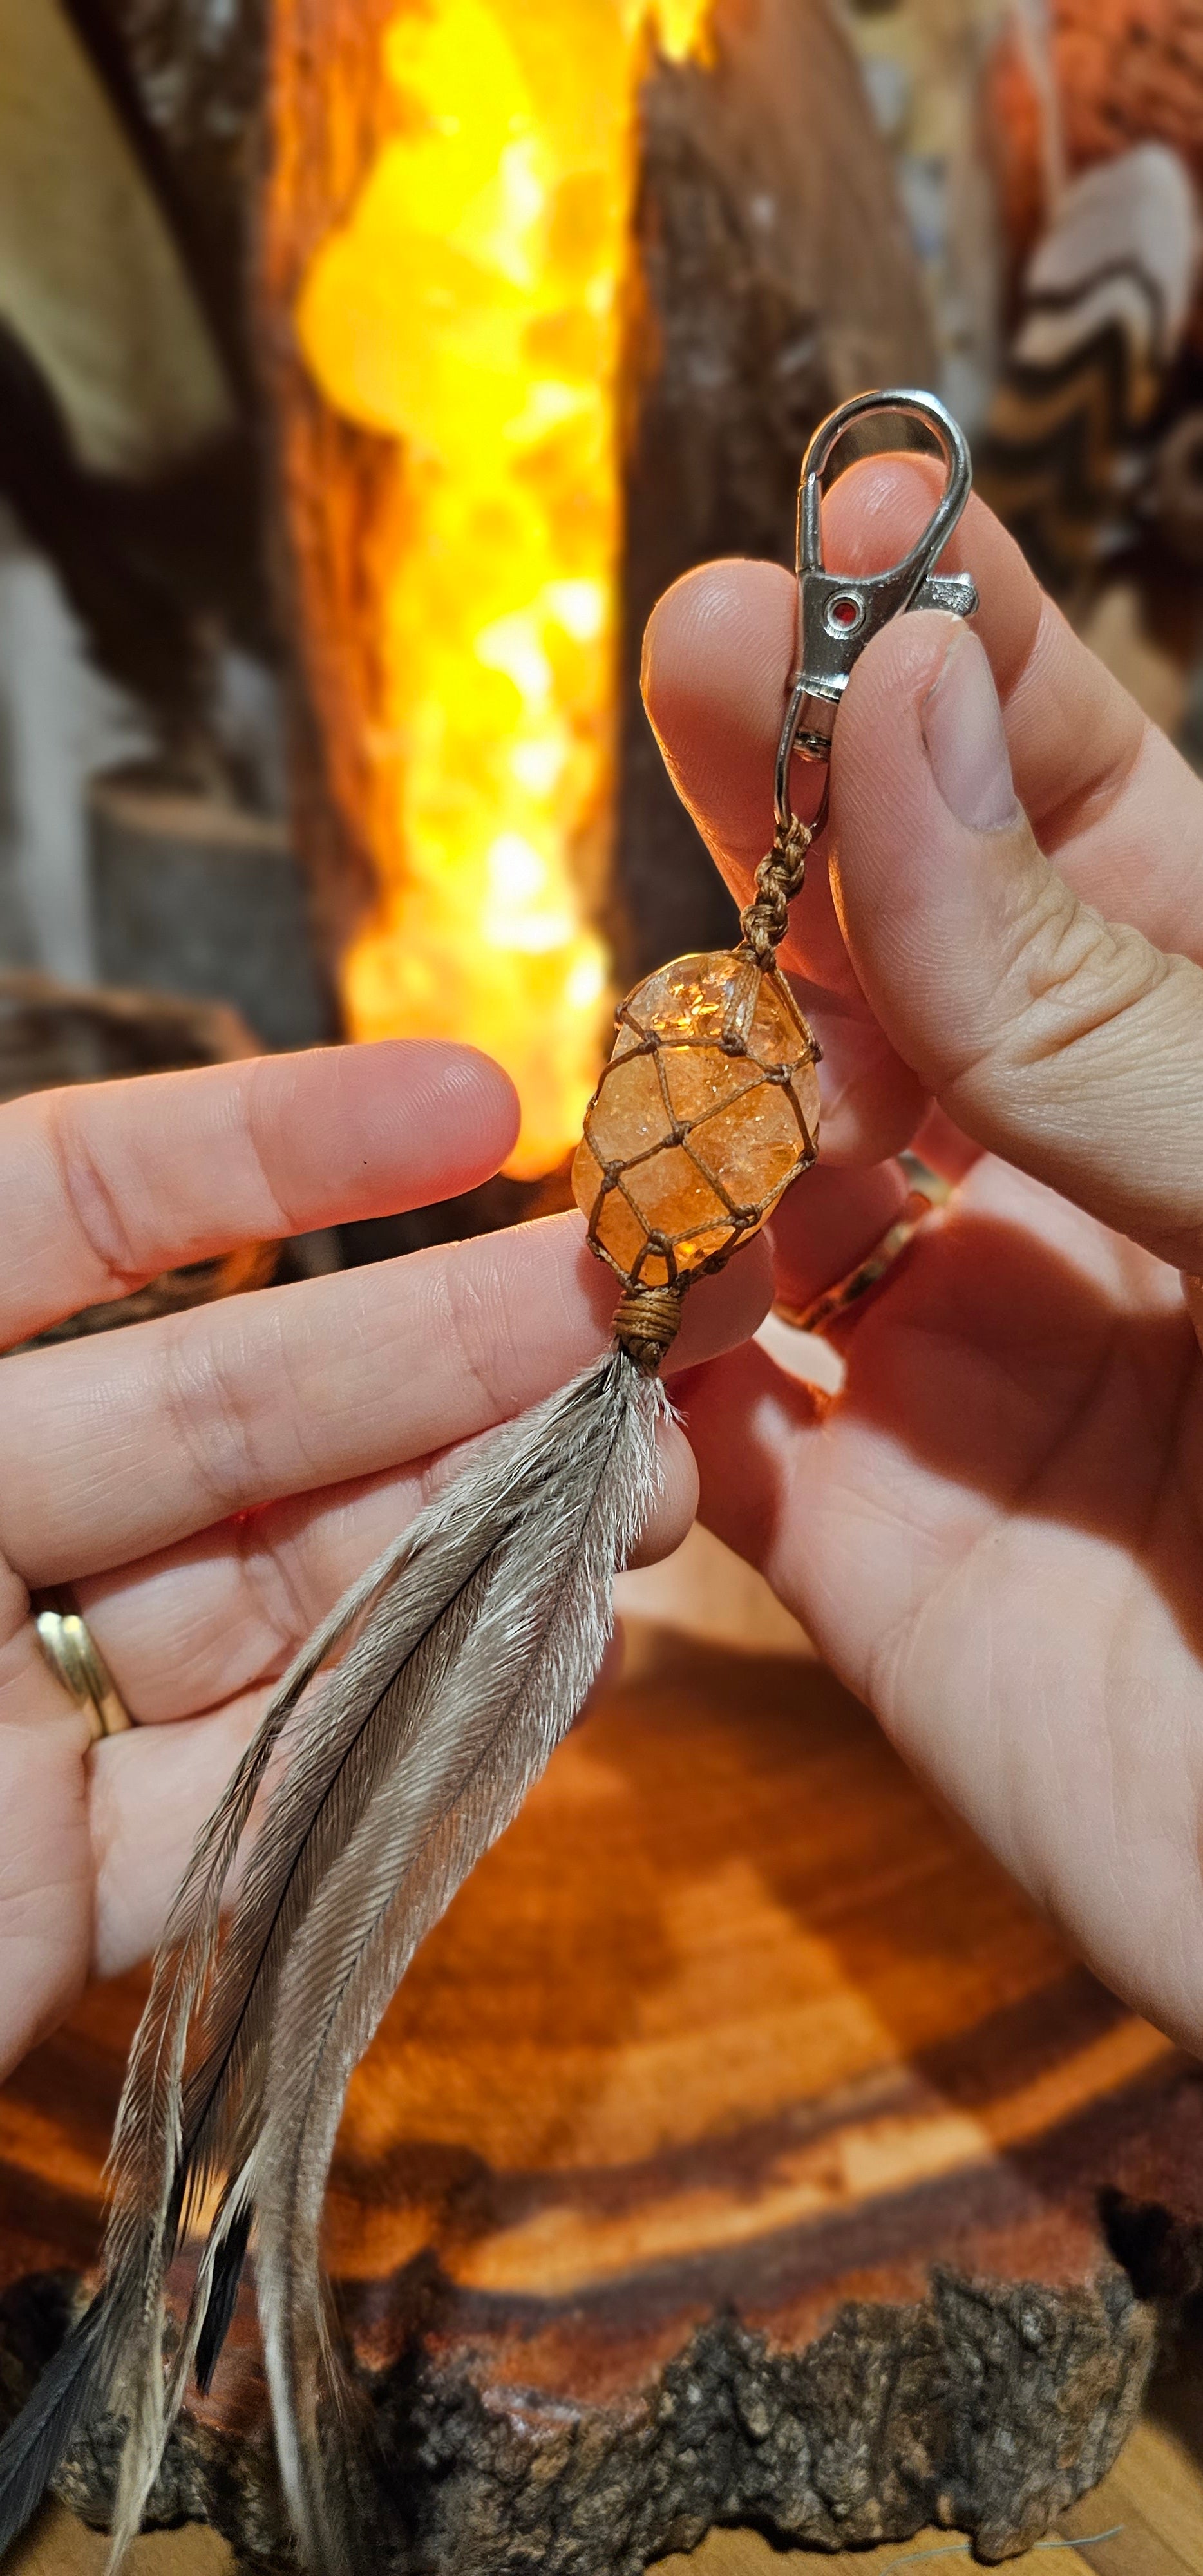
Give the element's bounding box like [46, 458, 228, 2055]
[774, 387, 978, 840]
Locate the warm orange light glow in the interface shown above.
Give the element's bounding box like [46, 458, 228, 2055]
[296, 0, 712, 1177]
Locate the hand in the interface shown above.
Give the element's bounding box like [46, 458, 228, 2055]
[0, 1043, 770, 2079]
[645, 459, 1203, 2052]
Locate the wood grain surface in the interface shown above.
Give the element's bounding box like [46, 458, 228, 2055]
[2, 1535, 1201, 2570]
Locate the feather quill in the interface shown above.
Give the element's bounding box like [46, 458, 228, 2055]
[0, 1346, 665, 2569]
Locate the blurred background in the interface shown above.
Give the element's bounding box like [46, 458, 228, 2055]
[5, 0, 1203, 1311]
[5, 32, 1203, 2567]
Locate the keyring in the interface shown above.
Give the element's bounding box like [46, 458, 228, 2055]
[774, 387, 979, 839]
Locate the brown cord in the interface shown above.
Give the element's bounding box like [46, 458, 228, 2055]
[740, 814, 814, 962]
[612, 1282, 685, 1375]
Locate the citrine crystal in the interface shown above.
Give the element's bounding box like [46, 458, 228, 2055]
[572, 949, 820, 1290]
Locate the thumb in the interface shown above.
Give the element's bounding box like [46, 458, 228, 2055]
[831, 611, 1203, 1274]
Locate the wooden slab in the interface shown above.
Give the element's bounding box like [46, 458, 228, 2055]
[9, 2331, 1203, 2576]
[2, 1622, 1201, 2573]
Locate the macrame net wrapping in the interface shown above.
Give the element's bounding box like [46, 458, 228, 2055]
[572, 947, 819, 1294]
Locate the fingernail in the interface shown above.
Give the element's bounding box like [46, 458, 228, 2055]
[920, 625, 1018, 831]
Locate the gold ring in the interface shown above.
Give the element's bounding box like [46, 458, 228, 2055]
[32, 1594, 134, 1741]
[774, 1157, 950, 1339]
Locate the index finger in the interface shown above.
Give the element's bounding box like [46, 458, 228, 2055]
[0, 1039, 520, 1348]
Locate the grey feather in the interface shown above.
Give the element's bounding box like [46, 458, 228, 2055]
[86, 1513, 421, 2568]
[251, 1347, 666, 2567]
[85, 1363, 594, 2558]
[0, 1345, 665, 2570]
[0, 2297, 109, 2562]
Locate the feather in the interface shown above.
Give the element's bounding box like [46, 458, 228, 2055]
[0, 1825, 245, 2576]
[0, 2296, 109, 2562]
[250, 1347, 666, 2567]
[78, 1567, 379, 2571]
[74, 1392, 540, 2546]
[193, 2198, 253, 2397]
[0, 1345, 666, 2569]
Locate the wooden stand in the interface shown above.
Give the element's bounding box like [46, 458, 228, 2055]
[2, 1616, 1199, 2573]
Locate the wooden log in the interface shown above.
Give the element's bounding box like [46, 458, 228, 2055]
[615, 0, 936, 976]
[1, 1622, 1198, 2572]
[259, 0, 936, 978]
[260, 0, 408, 961]
[90, 767, 335, 1053]
[0, 967, 256, 1095]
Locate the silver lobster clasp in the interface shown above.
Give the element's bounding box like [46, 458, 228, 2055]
[775, 387, 978, 836]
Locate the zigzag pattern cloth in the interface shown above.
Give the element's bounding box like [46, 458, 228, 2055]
[977, 145, 1195, 594]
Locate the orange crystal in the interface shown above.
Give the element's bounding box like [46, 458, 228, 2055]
[571, 949, 820, 1289]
